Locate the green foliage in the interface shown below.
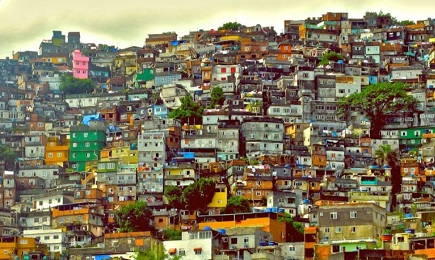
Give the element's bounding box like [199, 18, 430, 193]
[398, 20, 416, 26]
[60, 74, 95, 94]
[223, 196, 251, 214]
[115, 201, 154, 232]
[218, 21, 243, 31]
[169, 95, 203, 125]
[165, 178, 217, 211]
[0, 144, 16, 170]
[374, 144, 399, 167]
[182, 178, 216, 211]
[208, 86, 225, 109]
[135, 248, 183, 260]
[338, 82, 419, 138]
[278, 213, 304, 234]
[164, 185, 185, 209]
[161, 228, 182, 241]
[319, 51, 344, 66]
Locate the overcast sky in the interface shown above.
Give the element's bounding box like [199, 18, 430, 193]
[0, 0, 433, 58]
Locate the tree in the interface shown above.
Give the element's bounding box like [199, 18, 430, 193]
[169, 95, 203, 125]
[208, 86, 225, 109]
[218, 21, 243, 31]
[135, 248, 183, 260]
[223, 196, 251, 214]
[374, 144, 399, 167]
[160, 228, 182, 241]
[398, 20, 416, 26]
[278, 213, 305, 241]
[182, 178, 216, 211]
[319, 51, 344, 66]
[164, 185, 185, 209]
[115, 201, 154, 232]
[0, 144, 16, 170]
[374, 144, 401, 210]
[60, 74, 96, 94]
[338, 82, 419, 139]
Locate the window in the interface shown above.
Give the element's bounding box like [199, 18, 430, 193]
[231, 237, 238, 244]
[351, 226, 356, 233]
[44, 236, 50, 240]
[350, 211, 357, 218]
[330, 212, 337, 219]
[194, 249, 202, 255]
[34, 217, 40, 223]
[324, 227, 330, 233]
[178, 249, 185, 256]
[335, 227, 342, 233]
[53, 235, 59, 239]
[48, 153, 53, 158]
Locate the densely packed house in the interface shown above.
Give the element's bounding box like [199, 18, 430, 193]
[2, 12, 435, 260]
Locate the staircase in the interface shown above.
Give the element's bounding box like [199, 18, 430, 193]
[81, 171, 96, 185]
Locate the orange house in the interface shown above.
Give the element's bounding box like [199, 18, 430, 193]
[277, 43, 292, 61]
[0, 237, 49, 259]
[311, 144, 327, 167]
[45, 136, 69, 167]
[198, 212, 287, 243]
[304, 226, 319, 260]
[400, 158, 420, 176]
[234, 166, 274, 204]
[41, 53, 68, 65]
[51, 204, 105, 237]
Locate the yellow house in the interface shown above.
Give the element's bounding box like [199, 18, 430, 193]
[41, 53, 68, 65]
[0, 237, 49, 259]
[101, 145, 138, 164]
[45, 136, 69, 167]
[349, 191, 390, 209]
[207, 185, 228, 209]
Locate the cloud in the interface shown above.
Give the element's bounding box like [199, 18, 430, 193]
[0, 0, 433, 58]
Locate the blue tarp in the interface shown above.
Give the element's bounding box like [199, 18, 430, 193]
[94, 255, 111, 260]
[183, 152, 195, 159]
[82, 113, 101, 126]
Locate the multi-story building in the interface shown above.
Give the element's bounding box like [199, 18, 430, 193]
[69, 124, 106, 172]
[316, 202, 387, 243]
[217, 119, 240, 162]
[72, 49, 89, 79]
[242, 117, 284, 157]
[23, 228, 67, 259]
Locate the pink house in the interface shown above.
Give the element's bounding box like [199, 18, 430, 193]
[72, 49, 89, 79]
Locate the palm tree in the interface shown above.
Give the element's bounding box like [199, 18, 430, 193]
[374, 144, 401, 211]
[374, 144, 399, 167]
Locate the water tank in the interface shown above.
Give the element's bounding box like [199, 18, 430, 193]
[203, 226, 212, 231]
[218, 229, 226, 235]
[405, 213, 413, 218]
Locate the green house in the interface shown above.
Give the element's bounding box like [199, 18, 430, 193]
[398, 126, 435, 151]
[69, 125, 106, 172]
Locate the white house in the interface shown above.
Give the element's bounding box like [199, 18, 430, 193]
[163, 230, 216, 260]
[23, 228, 66, 258]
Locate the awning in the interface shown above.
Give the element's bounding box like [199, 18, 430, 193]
[194, 247, 202, 251]
[168, 248, 177, 254]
